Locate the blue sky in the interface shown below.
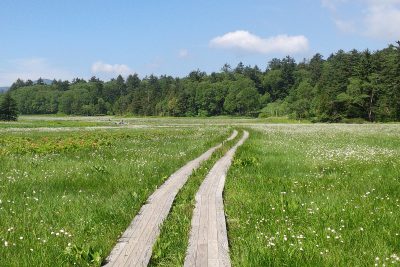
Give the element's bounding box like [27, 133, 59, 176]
[0, 0, 399, 86]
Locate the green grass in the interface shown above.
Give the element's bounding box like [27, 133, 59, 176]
[2, 116, 399, 266]
[149, 130, 242, 267]
[0, 114, 311, 130]
[0, 126, 230, 266]
[114, 116, 310, 125]
[0, 118, 113, 128]
[225, 124, 400, 266]
[261, 116, 311, 124]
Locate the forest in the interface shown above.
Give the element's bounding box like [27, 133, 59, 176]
[2, 43, 400, 122]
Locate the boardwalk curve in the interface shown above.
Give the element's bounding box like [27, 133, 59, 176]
[104, 130, 238, 267]
[184, 131, 249, 267]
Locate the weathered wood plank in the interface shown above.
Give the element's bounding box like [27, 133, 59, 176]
[104, 130, 238, 267]
[184, 131, 249, 267]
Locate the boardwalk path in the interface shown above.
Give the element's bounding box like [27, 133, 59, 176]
[184, 131, 249, 267]
[104, 130, 238, 267]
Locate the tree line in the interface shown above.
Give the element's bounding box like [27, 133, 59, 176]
[2, 42, 400, 122]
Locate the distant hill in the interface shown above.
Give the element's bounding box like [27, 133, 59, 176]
[0, 79, 52, 93]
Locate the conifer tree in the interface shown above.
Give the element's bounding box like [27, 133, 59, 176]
[0, 93, 18, 121]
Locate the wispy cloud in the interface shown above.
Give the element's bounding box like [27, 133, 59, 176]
[178, 49, 189, 58]
[91, 61, 132, 76]
[210, 30, 309, 54]
[334, 19, 356, 33]
[363, 1, 400, 39]
[323, 0, 400, 40]
[145, 57, 164, 72]
[321, 0, 348, 11]
[0, 58, 73, 86]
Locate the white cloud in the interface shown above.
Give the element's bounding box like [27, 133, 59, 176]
[323, 0, 400, 40]
[0, 58, 73, 86]
[363, 1, 400, 39]
[321, 0, 347, 10]
[178, 49, 189, 58]
[210, 31, 309, 54]
[145, 58, 163, 71]
[91, 61, 132, 76]
[368, 0, 400, 6]
[334, 19, 356, 33]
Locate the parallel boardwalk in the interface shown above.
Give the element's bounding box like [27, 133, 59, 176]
[104, 130, 238, 267]
[184, 131, 249, 267]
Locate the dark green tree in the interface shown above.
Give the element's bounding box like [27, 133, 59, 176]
[0, 93, 18, 121]
[4, 42, 400, 122]
[234, 62, 245, 74]
[10, 78, 26, 91]
[116, 75, 127, 96]
[188, 70, 206, 82]
[221, 63, 231, 73]
[267, 58, 282, 70]
[36, 78, 45, 85]
[308, 53, 324, 86]
[71, 78, 86, 84]
[126, 74, 141, 91]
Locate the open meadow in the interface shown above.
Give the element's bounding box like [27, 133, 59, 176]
[0, 116, 399, 266]
[225, 124, 400, 266]
[0, 117, 230, 266]
[3, 1, 400, 266]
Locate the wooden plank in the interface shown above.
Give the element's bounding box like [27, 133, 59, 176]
[184, 131, 249, 267]
[104, 130, 238, 267]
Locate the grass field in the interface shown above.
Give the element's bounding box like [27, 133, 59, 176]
[0, 115, 115, 129]
[0, 115, 307, 130]
[0, 125, 229, 266]
[1, 116, 399, 266]
[225, 125, 400, 266]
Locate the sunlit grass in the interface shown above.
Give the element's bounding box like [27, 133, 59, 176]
[2, 116, 399, 266]
[0, 119, 113, 128]
[225, 125, 400, 266]
[1, 114, 311, 130]
[0, 127, 229, 266]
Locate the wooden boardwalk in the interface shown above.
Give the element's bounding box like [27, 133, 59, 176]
[184, 131, 249, 267]
[103, 130, 238, 267]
